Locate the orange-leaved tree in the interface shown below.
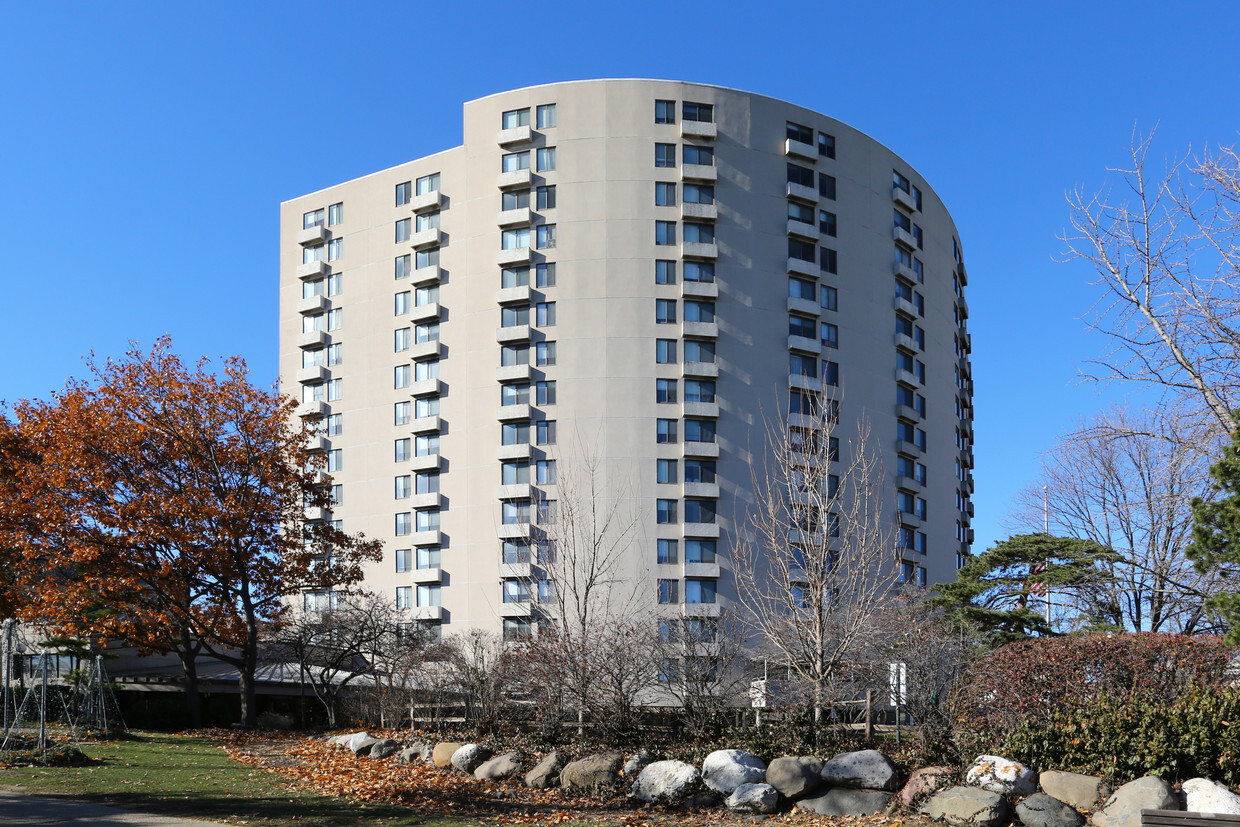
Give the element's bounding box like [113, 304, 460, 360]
[0, 337, 381, 727]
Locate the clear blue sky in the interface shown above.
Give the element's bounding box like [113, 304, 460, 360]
[3, 1, 1237, 556]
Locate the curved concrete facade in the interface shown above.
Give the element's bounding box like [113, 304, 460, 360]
[279, 79, 974, 638]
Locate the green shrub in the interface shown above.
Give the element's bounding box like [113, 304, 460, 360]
[1004, 683, 1240, 784]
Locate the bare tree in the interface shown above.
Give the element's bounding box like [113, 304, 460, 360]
[1011, 407, 1226, 634]
[733, 406, 903, 727]
[1065, 131, 1240, 436]
[651, 610, 752, 735]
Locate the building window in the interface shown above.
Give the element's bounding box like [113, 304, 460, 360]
[414, 358, 439, 380]
[501, 384, 530, 406]
[396, 181, 414, 206]
[655, 458, 679, 485]
[789, 277, 816, 301]
[502, 108, 530, 129]
[789, 314, 816, 339]
[501, 306, 529, 328]
[417, 584, 441, 607]
[790, 353, 816, 377]
[656, 418, 678, 443]
[818, 132, 836, 158]
[683, 145, 713, 166]
[415, 434, 439, 456]
[656, 378, 677, 404]
[823, 360, 839, 386]
[657, 539, 679, 564]
[395, 254, 413, 281]
[416, 248, 439, 269]
[395, 586, 413, 609]
[418, 547, 441, 569]
[394, 548, 413, 572]
[394, 365, 411, 389]
[684, 300, 714, 323]
[819, 173, 837, 200]
[821, 322, 839, 349]
[535, 380, 556, 405]
[416, 471, 439, 494]
[395, 512, 413, 536]
[415, 321, 439, 343]
[656, 339, 677, 364]
[787, 163, 815, 188]
[327, 414, 343, 436]
[786, 121, 813, 144]
[536, 147, 556, 171]
[685, 459, 715, 484]
[684, 379, 714, 403]
[655, 143, 676, 167]
[502, 227, 530, 249]
[502, 422, 531, 445]
[684, 261, 714, 282]
[502, 151, 530, 172]
[684, 183, 713, 204]
[536, 459, 556, 484]
[683, 101, 713, 122]
[536, 420, 556, 445]
[415, 397, 439, 418]
[684, 339, 715, 363]
[502, 460, 529, 485]
[504, 189, 530, 211]
[303, 244, 325, 264]
[502, 266, 530, 288]
[686, 538, 717, 562]
[535, 225, 556, 249]
[685, 419, 715, 443]
[535, 341, 556, 366]
[536, 103, 556, 128]
[821, 285, 838, 312]
[327, 449, 342, 472]
[327, 378, 342, 402]
[501, 344, 529, 366]
[686, 579, 717, 604]
[501, 500, 531, 526]
[327, 308, 342, 331]
[416, 211, 440, 233]
[395, 218, 411, 243]
[820, 247, 838, 274]
[657, 498, 678, 524]
[789, 201, 815, 225]
[655, 220, 676, 245]
[657, 578, 679, 604]
[536, 263, 556, 286]
[655, 260, 676, 284]
[683, 223, 714, 244]
[394, 438, 411, 462]
[394, 401, 411, 426]
[303, 208, 325, 229]
[416, 173, 440, 195]
[820, 210, 837, 237]
[685, 498, 716, 524]
[789, 238, 816, 263]
[655, 182, 676, 206]
[655, 299, 677, 324]
[394, 475, 412, 500]
[536, 185, 556, 209]
[394, 291, 411, 316]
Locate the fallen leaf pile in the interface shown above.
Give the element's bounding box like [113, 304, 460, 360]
[200, 728, 934, 827]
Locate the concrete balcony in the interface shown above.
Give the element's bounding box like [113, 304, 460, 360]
[409, 492, 443, 510]
[893, 186, 918, 212]
[682, 522, 721, 538]
[681, 361, 719, 378]
[297, 295, 329, 315]
[305, 506, 329, 523]
[496, 364, 532, 383]
[410, 265, 442, 287]
[409, 378, 444, 398]
[496, 169, 533, 190]
[409, 190, 443, 214]
[682, 242, 718, 259]
[499, 601, 533, 618]
[496, 443, 532, 461]
[497, 208, 531, 228]
[788, 373, 822, 392]
[296, 366, 328, 384]
[787, 335, 821, 355]
[497, 403, 531, 422]
[894, 332, 918, 351]
[496, 324, 531, 344]
[295, 400, 328, 418]
[498, 562, 532, 580]
[296, 260, 330, 280]
[682, 321, 717, 338]
[410, 228, 443, 250]
[785, 182, 817, 203]
[412, 529, 442, 547]
[957, 261, 969, 286]
[684, 562, 722, 579]
[682, 603, 722, 618]
[409, 340, 445, 361]
[680, 121, 717, 140]
[894, 261, 919, 282]
[683, 441, 721, 458]
[409, 453, 442, 473]
[681, 202, 717, 220]
[787, 219, 819, 241]
[898, 511, 924, 529]
[683, 401, 719, 418]
[683, 482, 720, 499]
[496, 125, 532, 147]
[895, 439, 923, 457]
[297, 330, 329, 349]
[497, 483, 533, 501]
[784, 137, 817, 162]
[895, 368, 922, 387]
[305, 434, 329, 453]
[411, 606, 444, 621]
[497, 246, 532, 267]
[787, 296, 820, 316]
[496, 285, 532, 305]
[411, 567, 442, 584]
[497, 523, 530, 540]
[787, 257, 817, 277]
[896, 404, 922, 422]
[682, 280, 718, 299]
[894, 296, 919, 317]
[297, 225, 329, 246]
[410, 415, 441, 434]
[410, 302, 441, 323]
[896, 475, 924, 491]
[893, 226, 917, 250]
[680, 164, 717, 182]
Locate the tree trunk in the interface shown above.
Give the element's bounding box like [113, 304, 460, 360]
[178, 627, 202, 728]
[237, 637, 258, 728]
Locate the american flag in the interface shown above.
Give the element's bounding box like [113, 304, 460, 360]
[1028, 562, 1047, 596]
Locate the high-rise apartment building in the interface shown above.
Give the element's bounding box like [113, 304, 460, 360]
[279, 80, 974, 641]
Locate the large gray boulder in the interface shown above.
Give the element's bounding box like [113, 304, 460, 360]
[767, 756, 823, 799]
[966, 755, 1036, 797]
[344, 731, 374, 751]
[524, 750, 564, 789]
[1039, 770, 1109, 811]
[450, 743, 491, 774]
[560, 751, 624, 794]
[631, 760, 702, 805]
[901, 766, 955, 808]
[623, 749, 653, 777]
[1016, 792, 1086, 827]
[369, 738, 400, 759]
[475, 751, 523, 781]
[1093, 776, 1180, 827]
[922, 786, 1011, 827]
[726, 783, 780, 814]
[432, 741, 463, 768]
[350, 736, 380, 756]
[799, 787, 893, 816]
[820, 749, 900, 791]
[701, 749, 767, 794]
[399, 746, 424, 764]
[1183, 779, 1240, 815]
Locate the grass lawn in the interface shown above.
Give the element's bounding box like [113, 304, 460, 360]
[0, 732, 480, 826]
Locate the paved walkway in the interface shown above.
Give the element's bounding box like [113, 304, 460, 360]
[0, 789, 226, 825]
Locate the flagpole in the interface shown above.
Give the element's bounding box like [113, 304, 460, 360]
[1042, 486, 1051, 624]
